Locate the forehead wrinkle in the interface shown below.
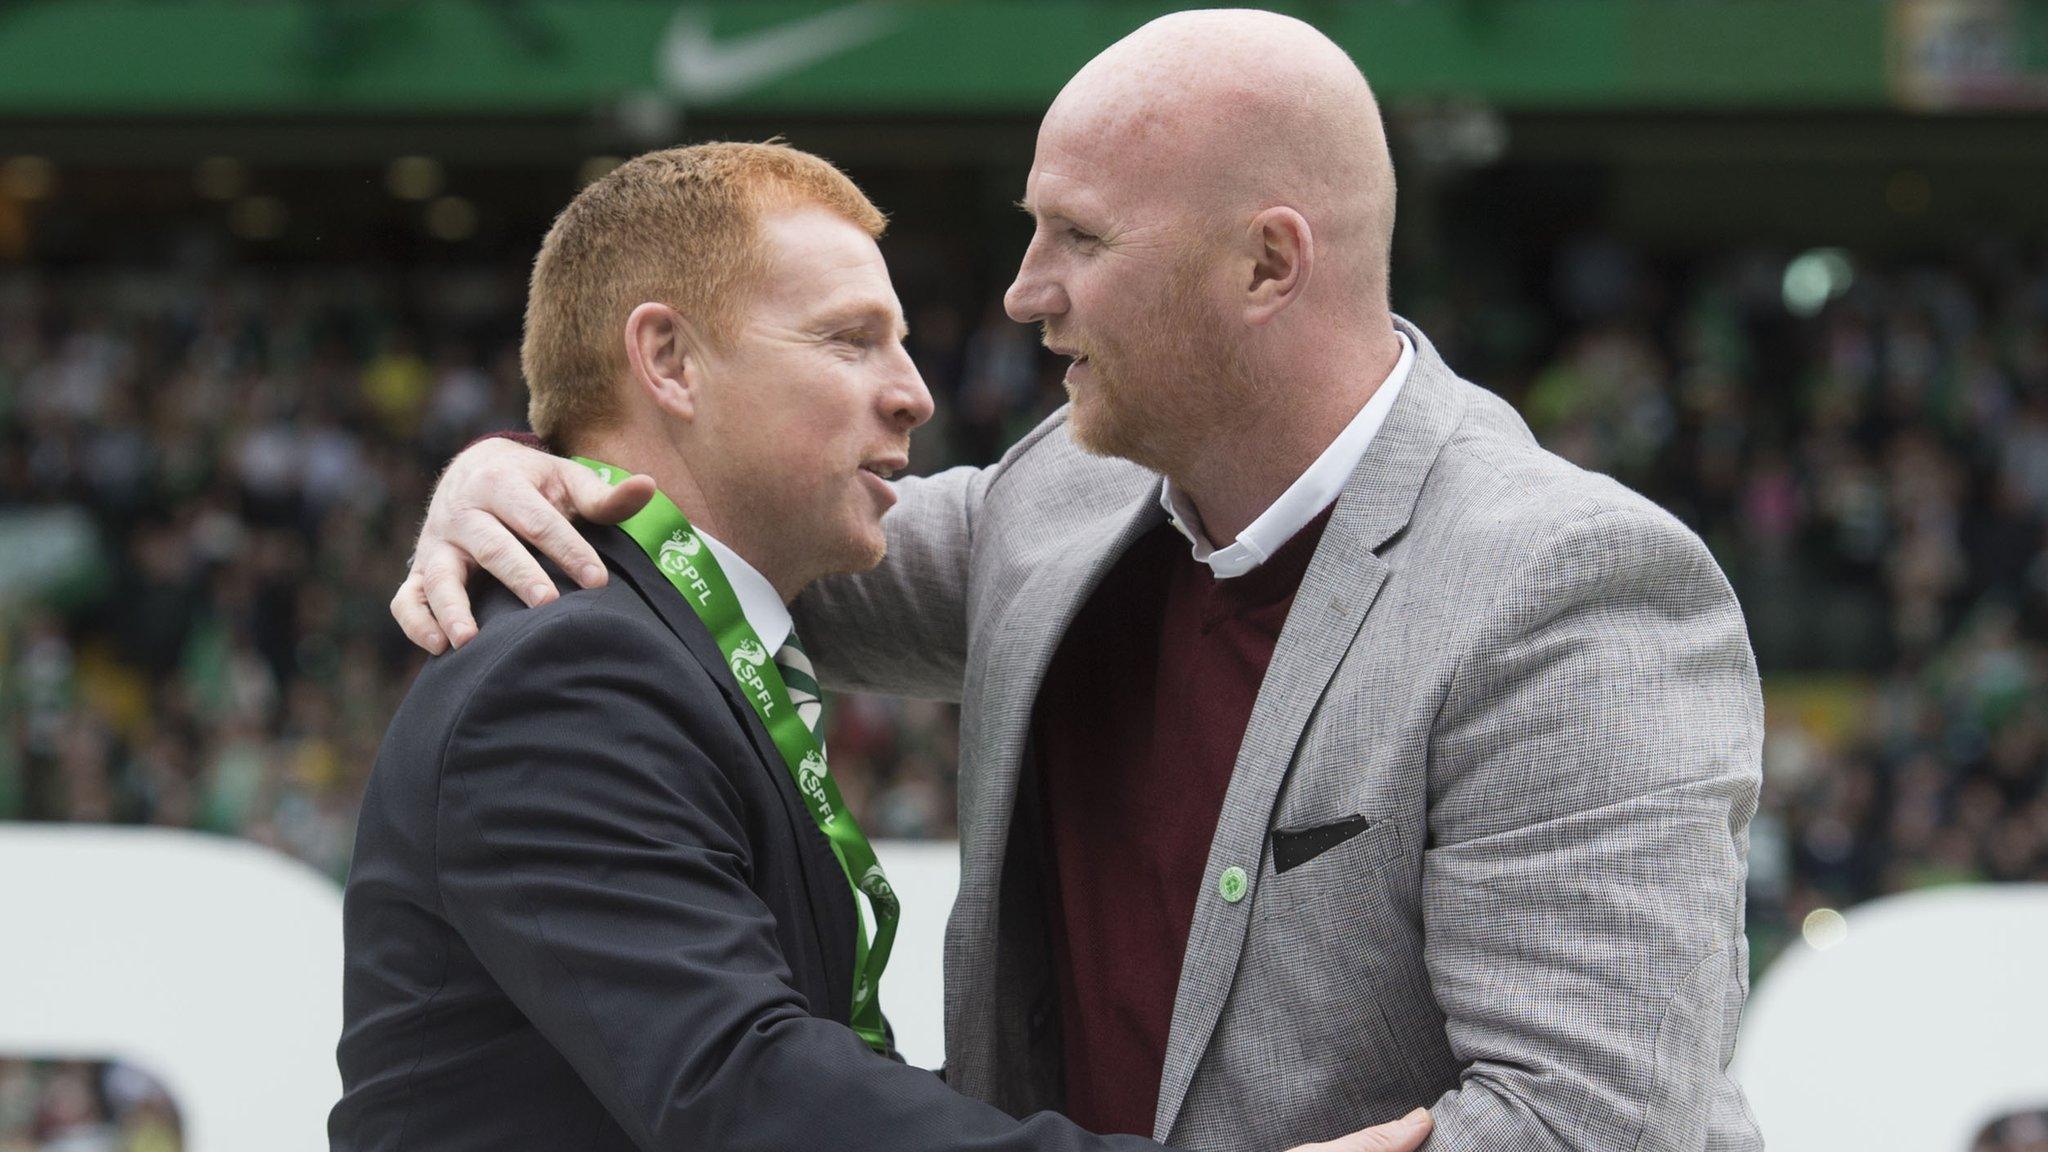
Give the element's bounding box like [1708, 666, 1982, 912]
[809, 293, 906, 335]
[744, 218, 898, 343]
[1022, 158, 1117, 228]
[1033, 117, 1193, 234]
[1041, 90, 1259, 230]
[1025, 191, 1103, 230]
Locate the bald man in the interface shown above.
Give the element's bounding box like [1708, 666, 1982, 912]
[392, 10, 1762, 1152]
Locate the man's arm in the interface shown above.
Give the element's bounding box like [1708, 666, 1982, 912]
[388, 437, 985, 700]
[1419, 503, 1763, 1152]
[436, 603, 1429, 1152]
[792, 405, 1095, 698]
[790, 465, 984, 700]
[391, 435, 656, 653]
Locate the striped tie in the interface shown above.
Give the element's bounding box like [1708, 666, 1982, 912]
[774, 630, 827, 745]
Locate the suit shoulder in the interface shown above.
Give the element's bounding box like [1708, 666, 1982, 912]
[991, 404, 1075, 472]
[443, 577, 665, 678]
[389, 580, 689, 755]
[1419, 381, 1706, 566]
[980, 404, 1158, 515]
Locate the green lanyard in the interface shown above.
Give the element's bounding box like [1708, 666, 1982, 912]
[576, 457, 899, 1053]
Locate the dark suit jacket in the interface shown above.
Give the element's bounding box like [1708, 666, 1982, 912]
[331, 525, 1159, 1152]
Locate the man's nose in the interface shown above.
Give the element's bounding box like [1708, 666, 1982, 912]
[886, 352, 935, 432]
[1004, 241, 1066, 324]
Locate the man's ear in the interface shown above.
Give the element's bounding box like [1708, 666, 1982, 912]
[1243, 206, 1313, 326]
[623, 302, 700, 421]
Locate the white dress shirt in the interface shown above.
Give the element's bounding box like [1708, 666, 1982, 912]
[1160, 331, 1415, 578]
[696, 528, 793, 654]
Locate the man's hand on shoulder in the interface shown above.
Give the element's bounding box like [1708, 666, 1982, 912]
[391, 435, 656, 654]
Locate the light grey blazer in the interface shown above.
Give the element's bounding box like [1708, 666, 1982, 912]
[795, 318, 1764, 1152]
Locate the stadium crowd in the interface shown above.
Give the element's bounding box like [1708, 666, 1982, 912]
[1, 237, 2044, 1144]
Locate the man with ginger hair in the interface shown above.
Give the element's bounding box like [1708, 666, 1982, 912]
[394, 10, 1763, 1152]
[331, 141, 1427, 1152]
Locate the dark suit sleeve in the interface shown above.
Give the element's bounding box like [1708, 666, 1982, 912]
[433, 605, 1160, 1152]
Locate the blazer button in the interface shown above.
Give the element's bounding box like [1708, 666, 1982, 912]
[1217, 865, 1249, 904]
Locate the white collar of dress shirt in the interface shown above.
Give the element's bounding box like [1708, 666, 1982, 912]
[693, 527, 793, 654]
[1159, 330, 1415, 579]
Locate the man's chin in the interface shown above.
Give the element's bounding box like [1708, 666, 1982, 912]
[852, 533, 887, 572]
[1069, 423, 1122, 460]
[1065, 391, 1118, 455]
[819, 527, 889, 579]
[1067, 394, 1164, 472]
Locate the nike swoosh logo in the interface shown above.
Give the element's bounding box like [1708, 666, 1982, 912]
[661, 2, 903, 103]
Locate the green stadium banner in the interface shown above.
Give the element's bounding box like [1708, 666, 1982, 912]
[0, 0, 2043, 116]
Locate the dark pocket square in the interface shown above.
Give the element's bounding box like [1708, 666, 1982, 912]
[1271, 815, 1374, 874]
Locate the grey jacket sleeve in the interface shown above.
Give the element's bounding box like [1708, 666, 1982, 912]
[433, 606, 1162, 1152]
[792, 465, 986, 702]
[1420, 503, 1763, 1151]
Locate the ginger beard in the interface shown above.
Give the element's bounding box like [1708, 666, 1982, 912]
[1052, 242, 1261, 477]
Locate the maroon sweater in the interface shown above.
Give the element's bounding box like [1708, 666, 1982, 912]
[1032, 508, 1332, 1136]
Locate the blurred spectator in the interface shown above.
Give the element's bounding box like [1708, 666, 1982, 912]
[0, 1058, 180, 1151]
[1976, 1109, 2048, 1152]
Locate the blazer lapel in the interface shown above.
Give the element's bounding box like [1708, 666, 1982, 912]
[592, 526, 859, 1018]
[1152, 317, 1472, 1140]
[945, 473, 1166, 1104]
[965, 483, 1165, 857]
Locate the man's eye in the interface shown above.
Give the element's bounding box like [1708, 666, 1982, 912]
[837, 331, 873, 348]
[1064, 227, 1098, 246]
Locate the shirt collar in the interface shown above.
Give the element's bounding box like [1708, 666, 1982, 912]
[1160, 330, 1415, 578]
[694, 528, 793, 654]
